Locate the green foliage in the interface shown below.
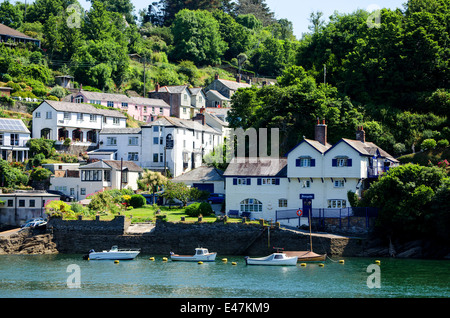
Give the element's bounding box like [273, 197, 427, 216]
[361, 164, 449, 240]
[26, 138, 55, 158]
[29, 166, 51, 181]
[0, 159, 29, 188]
[45, 200, 73, 219]
[421, 139, 437, 150]
[171, 9, 227, 65]
[185, 202, 213, 217]
[129, 194, 146, 208]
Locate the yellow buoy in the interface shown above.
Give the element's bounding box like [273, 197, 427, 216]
[375, 260, 381, 265]
[149, 257, 155, 261]
[198, 261, 203, 264]
[162, 257, 168, 262]
[222, 258, 228, 263]
[339, 260, 345, 264]
[319, 263, 324, 267]
[231, 262, 237, 266]
[300, 263, 307, 267]
[114, 260, 119, 264]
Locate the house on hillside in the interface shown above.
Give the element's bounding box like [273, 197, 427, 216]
[0, 118, 31, 162]
[32, 100, 127, 148]
[0, 23, 41, 48]
[49, 159, 143, 201]
[204, 74, 251, 102]
[148, 84, 197, 120]
[64, 90, 170, 123]
[223, 120, 399, 222]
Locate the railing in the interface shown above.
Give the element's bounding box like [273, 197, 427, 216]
[368, 166, 390, 178]
[275, 207, 378, 230]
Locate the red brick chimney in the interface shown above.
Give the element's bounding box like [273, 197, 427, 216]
[315, 118, 327, 145]
[155, 82, 160, 92]
[356, 125, 366, 143]
[215, 73, 219, 80]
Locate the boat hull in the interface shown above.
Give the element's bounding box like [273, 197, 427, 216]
[284, 251, 327, 262]
[245, 254, 298, 266]
[88, 251, 140, 260]
[170, 253, 217, 262]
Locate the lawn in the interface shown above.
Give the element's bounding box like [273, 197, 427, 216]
[120, 205, 244, 224]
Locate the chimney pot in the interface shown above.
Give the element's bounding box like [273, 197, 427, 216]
[356, 126, 366, 143]
[215, 73, 219, 80]
[315, 119, 327, 145]
[155, 83, 160, 92]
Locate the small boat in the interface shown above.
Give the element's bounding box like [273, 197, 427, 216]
[83, 246, 140, 260]
[284, 251, 327, 262]
[170, 247, 217, 262]
[245, 252, 298, 266]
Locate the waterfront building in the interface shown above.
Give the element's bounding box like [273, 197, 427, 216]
[223, 121, 399, 221]
[0, 118, 31, 162]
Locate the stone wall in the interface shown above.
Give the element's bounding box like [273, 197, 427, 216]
[48, 218, 368, 257]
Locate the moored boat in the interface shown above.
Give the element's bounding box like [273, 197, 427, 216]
[245, 253, 298, 266]
[83, 246, 140, 260]
[284, 251, 327, 262]
[170, 247, 217, 262]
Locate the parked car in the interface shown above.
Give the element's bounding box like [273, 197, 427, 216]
[47, 190, 75, 202]
[21, 217, 46, 228]
[207, 193, 225, 204]
[21, 219, 47, 229]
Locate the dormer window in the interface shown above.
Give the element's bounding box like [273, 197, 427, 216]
[296, 156, 315, 167]
[332, 156, 352, 167]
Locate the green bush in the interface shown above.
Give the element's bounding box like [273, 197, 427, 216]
[437, 139, 449, 148]
[421, 138, 437, 150]
[184, 202, 213, 217]
[129, 194, 146, 208]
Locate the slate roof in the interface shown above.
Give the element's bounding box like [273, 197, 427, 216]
[43, 100, 127, 118]
[0, 23, 38, 41]
[338, 138, 399, 162]
[216, 79, 251, 91]
[79, 160, 143, 172]
[100, 128, 141, 134]
[173, 165, 224, 182]
[144, 116, 221, 135]
[223, 157, 288, 177]
[206, 90, 230, 101]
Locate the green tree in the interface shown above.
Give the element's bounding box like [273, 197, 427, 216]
[162, 181, 191, 206]
[0, 0, 23, 29]
[138, 170, 168, 204]
[170, 9, 227, 65]
[361, 164, 448, 239]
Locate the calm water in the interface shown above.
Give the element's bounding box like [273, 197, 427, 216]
[0, 254, 448, 298]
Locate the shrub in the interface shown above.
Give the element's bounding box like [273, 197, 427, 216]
[129, 194, 146, 208]
[198, 202, 213, 216]
[184, 202, 213, 217]
[437, 139, 449, 148]
[421, 138, 437, 150]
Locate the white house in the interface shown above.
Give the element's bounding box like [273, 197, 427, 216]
[0, 118, 31, 162]
[140, 116, 222, 177]
[172, 165, 225, 194]
[31, 100, 127, 147]
[223, 121, 399, 223]
[94, 128, 142, 163]
[49, 160, 143, 201]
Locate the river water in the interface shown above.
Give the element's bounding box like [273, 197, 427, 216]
[0, 254, 448, 298]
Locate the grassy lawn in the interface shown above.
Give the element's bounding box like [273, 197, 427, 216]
[120, 205, 244, 224]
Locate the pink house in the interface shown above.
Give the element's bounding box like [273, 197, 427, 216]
[64, 90, 170, 123]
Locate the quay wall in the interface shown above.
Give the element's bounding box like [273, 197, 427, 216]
[47, 217, 367, 256]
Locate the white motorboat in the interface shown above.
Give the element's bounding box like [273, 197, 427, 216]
[170, 247, 217, 262]
[245, 253, 298, 266]
[84, 246, 140, 260]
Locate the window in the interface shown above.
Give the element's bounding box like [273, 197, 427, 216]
[153, 137, 159, 145]
[278, 199, 288, 208]
[183, 107, 187, 114]
[107, 101, 114, 107]
[70, 188, 75, 196]
[296, 156, 315, 167]
[19, 200, 25, 207]
[128, 137, 139, 146]
[144, 106, 147, 113]
[128, 152, 138, 161]
[0, 134, 3, 145]
[46, 111, 52, 119]
[153, 154, 159, 162]
[240, 198, 262, 213]
[257, 178, 280, 185]
[160, 107, 163, 114]
[80, 188, 86, 195]
[121, 102, 128, 108]
[64, 112, 70, 119]
[10, 134, 18, 146]
[107, 137, 117, 146]
[74, 96, 83, 103]
[89, 114, 97, 122]
[153, 126, 159, 132]
[104, 170, 111, 182]
[327, 199, 347, 209]
[334, 180, 345, 188]
[113, 118, 120, 125]
[160, 137, 163, 145]
[77, 113, 83, 121]
[332, 157, 352, 167]
[159, 153, 163, 162]
[7, 200, 13, 207]
[29, 200, 35, 207]
[302, 180, 311, 188]
[81, 170, 102, 181]
[35, 112, 41, 118]
[233, 178, 251, 185]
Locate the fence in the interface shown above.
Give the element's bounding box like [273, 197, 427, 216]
[275, 207, 378, 233]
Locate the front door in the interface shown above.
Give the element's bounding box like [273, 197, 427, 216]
[302, 199, 312, 218]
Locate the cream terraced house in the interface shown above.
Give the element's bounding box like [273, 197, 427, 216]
[31, 100, 127, 147]
[223, 121, 399, 222]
